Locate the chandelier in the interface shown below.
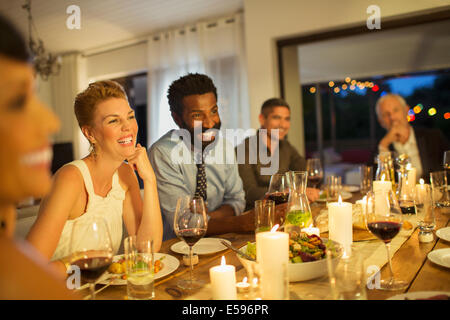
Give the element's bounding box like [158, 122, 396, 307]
[22, 0, 61, 80]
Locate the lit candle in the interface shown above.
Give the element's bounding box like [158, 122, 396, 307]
[236, 277, 250, 293]
[373, 174, 392, 193]
[301, 225, 320, 237]
[328, 195, 353, 253]
[415, 178, 428, 205]
[256, 225, 289, 300]
[406, 164, 416, 187]
[209, 256, 237, 300]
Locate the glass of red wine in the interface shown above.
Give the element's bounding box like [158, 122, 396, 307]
[174, 195, 208, 290]
[306, 158, 323, 189]
[365, 190, 408, 291]
[266, 173, 290, 226]
[69, 215, 113, 300]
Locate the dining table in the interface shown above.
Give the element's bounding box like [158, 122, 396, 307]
[80, 191, 450, 301]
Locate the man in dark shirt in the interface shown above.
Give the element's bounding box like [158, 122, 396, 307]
[236, 98, 319, 211]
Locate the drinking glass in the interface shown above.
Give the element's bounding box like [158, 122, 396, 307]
[69, 216, 113, 300]
[365, 190, 408, 290]
[415, 184, 436, 232]
[124, 236, 155, 300]
[326, 244, 367, 300]
[443, 150, 450, 170]
[174, 195, 208, 290]
[359, 165, 373, 195]
[306, 158, 324, 189]
[430, 171, 450, 208]
[254, 200, 275, 233]
[325, 175, 342, 204]
[266, 173, 290, 205]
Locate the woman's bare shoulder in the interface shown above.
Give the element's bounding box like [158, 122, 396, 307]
[52, 164, 84, 191]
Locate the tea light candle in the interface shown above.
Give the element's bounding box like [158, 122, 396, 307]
[407, 165, 416, 186]
[301, 225, 320, 237]
[328, 196, 353, 252]
[256, 225, 289, 300]
[209, 256, 237, 300]
[236, 277, 250, 293]
[373, 180, 392, 193]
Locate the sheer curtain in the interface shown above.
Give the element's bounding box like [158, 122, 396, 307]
[146, 12, 250, 146]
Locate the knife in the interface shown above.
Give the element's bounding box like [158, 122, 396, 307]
[220, 240, 256, 261]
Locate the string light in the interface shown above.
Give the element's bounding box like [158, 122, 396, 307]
[309, 87, 316, 94]
[328, 81, 335, 87]
[444, 112, 450, 120]
[345, 77, 351, 83]
[342, 84, 348, 90]
[428, 108, 437, 116]
[413, 105, 422, 114]
[334, 87, 340, 93]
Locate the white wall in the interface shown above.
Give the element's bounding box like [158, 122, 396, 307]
[243, 0, 450, 136]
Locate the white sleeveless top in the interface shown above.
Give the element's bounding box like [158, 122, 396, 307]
[51, 160, 126, 261]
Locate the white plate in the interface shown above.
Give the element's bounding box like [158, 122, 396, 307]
[170, 237, 230, 255]
[342, 185, 360, 193]
[98, 253, 180, 285]
[387, 291, 450, 300]
[436, 227, 450, 242]
[316, 191, 352, 203]
[427, 248, 450, 269]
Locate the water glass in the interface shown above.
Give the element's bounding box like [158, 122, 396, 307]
[359, 165, 373, 195]
[254, 200, 275, 233]
[430, 171, 450, 208]
[326, 175, 342, 203]
[416, 184, 435, 232]
[326, 245, 367, 300]
[124, 236, 155, 300]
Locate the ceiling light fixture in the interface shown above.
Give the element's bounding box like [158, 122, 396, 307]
[22, 0, 61, 80]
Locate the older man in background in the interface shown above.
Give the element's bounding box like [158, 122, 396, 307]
[375, 93, 449, 180]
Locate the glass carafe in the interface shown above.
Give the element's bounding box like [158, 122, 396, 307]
[284, 171, 313, 234]
[396, 168, 417, 218]
[376, 152, 396, 193]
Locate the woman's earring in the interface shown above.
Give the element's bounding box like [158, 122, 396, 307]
[90, 142, 97, 157]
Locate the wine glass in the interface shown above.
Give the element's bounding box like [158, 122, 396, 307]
[365, 190, 408, 290]
[306, 158, 323, 189]
[69, 215, 113, 300]
[266, 173, 290, 227]
[174, 195, 208, 290]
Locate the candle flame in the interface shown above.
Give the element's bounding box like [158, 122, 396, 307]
[220, 256, 226, 266]
[338, 195, 343, 204]
[406, 163, 412, 170]
[419, 178, 424, 185]
[243, 277, 248, 284]
[381, 174, 385, 181]
[270, 224, 280, 232]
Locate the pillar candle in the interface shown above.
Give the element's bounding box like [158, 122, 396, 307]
[209, 256, 237, 300]
[256, 229, 289, 300]
[415, 179, 428, 205]
[328, 196, 353, 252]
[373, 180, 392, 193]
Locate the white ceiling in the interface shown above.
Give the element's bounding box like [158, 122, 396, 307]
[0, 0, 243, 54]
[298, 19, 450, 84]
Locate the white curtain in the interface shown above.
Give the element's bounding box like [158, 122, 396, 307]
[146, 12, 250, 146]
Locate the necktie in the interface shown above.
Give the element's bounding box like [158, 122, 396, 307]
[195, 159, 207, 201]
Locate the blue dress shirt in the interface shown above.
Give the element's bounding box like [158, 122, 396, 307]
[148, 130, 246, 240]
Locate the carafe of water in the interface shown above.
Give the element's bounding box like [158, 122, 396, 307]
[284, 171, 313, 234]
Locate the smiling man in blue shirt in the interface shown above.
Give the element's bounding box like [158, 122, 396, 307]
[148, 73, 250, 240]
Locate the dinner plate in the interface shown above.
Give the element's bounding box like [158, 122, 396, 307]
[98, 253, 180, 285]
[342, 185, 360, 193]
[170, 237, 230, 255]
[387, 291, 450, 300]
[436, 227, 450, 242]
[427, 248, 450, 269]
[316, 191, 352, 203]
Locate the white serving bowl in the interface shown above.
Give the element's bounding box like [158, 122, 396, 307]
[237, 239, 343, 282]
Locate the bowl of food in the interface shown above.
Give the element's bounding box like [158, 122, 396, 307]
[237, 232, 343, 282]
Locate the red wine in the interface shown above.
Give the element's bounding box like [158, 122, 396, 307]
[308, 176, 322, 188]
[400, 205, 416, 215]
[177, 228, 207, 246]
[367, 221, 401, 242]
[267, 192, 289, 205]
[71, 256, 112, 282]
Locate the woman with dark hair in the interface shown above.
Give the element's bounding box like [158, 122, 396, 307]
[0, 15, 77, 299]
